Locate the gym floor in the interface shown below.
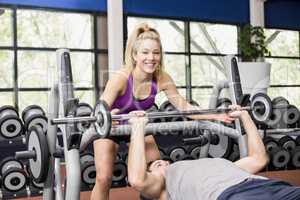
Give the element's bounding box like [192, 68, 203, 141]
[15, 170, 300, 200]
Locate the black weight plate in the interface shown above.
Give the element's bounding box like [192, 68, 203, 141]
[81, 161, 96, 185]
[250, 93, 272, 124]
[0, 157, 23, 175]
[21, 105, 45, 122]
[112, 161, 127, 182]
[2, 167, 27, 192]
[27, 126, 49, 183]
[208, 135, 233, 159]
[0, 115, 24, 138]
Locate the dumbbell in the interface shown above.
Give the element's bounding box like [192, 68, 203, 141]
[15, 125, 49, 183]
[278, 136, 296, 152]
[189, 145, 202, 159]
[282, 105, 300, 128]
[76, 103, 93, 132]
[80, 152, 96, 187]
[272, 96, 289, 106]
[112, 160, 127, 187]
[269, 146, 291, 169]
[290, 146, 300, 169]
[0, 157, 27, 192]
[263, 136, 279, 152]
[168, 146, 187, 162]
[0, 105, 24, 139]
[22, 105, 47, 133]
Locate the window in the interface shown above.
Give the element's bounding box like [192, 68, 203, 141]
[0, 7, 98, 113]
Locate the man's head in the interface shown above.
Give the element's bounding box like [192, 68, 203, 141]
[147, 159, 171, 177]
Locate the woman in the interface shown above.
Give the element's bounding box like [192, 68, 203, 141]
[91, 23, 234, 200]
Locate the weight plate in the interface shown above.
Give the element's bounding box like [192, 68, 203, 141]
[21, 105, 45, 122]
[282, 105, 300, 126]
[169, 147, 186, 162]
[272, 96, 289, 107]
[250, 93, 272, 124]
[80, 152, 94, 165]
[0, 115, 23, 138]
[0, 105, 18, 118]
[81, 161, 96, 185]
[263, 137, 279, 152]
[0, 157, 23, 175]
[31, 179, 44, 189]
[112, 161, 127, 182]
[76, 103, 92, 116]
[24, 114, 48, 132]
[216, 98, 232, 109]
[208, 134, 233, 158]
[2, 167, 27, 192]
[271, 147, 290, 168]
[265, 109, 283, 128]
[291, 146, 300, 168]
[94, 100, 111, 138]
[27, 126, 49, 183]
[190, 146, 202, 159]
[278, 136, 296, 152]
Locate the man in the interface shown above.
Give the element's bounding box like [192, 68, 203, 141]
[127, 107, 300, 200]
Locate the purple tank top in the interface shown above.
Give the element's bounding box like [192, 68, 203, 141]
[111, 74, 157, 114]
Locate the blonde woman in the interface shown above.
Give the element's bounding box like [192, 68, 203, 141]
[91, 23, 234, 200]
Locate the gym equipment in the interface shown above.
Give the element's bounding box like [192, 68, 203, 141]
[272, 96, 289, 106]
[291, 146, 300, 168]
[22, 105, 48, 133]
[0, 157, 27, 192]
[52, 92, 278, 139]
[75, 103, 93, 132]
[168, 146, 187, 162]
[80, 152, 95, 186]
[282, 105, 300, 127]
[189, 146, 202, 159]
[159, 101, 187, 122]
[0, 105, 24, 138]
[278, 136, 296, 152]
[263, 136, 279, 152]
[112, 160, 127, 183]
[250, 93, 272, 124]
[15, 125, 49, 183]
[269, 147, 290, 169]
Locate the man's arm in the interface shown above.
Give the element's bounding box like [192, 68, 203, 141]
[127, 112, 163, 198]
[234, 111, 269, 174]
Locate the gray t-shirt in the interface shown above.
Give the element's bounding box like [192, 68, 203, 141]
[165, 158, 266, 200]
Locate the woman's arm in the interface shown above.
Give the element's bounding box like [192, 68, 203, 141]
[158, 72, 234, 123]
[99, 69, 128, 107]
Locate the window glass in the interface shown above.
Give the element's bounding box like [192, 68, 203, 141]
[265, 29, 299, 57]
[0, 51, 14, 88]
[71, 52, 94, 88]
[191, 55, 226, 86]
[19, 91, 49, 112]
[0, 92, 14, 106]
[18, 51, 56, 88]
[268, 87, 300, 108]
[127, 17, 185, 52]
[190, 22, 238, 54]
[17, 9, 93, 49]
[155, 88, 186, 108]
[0, 8, 13, 46]
[192, 88, 213, 108]
[164, 55, 186, 86]
[266, 58, 300, 85]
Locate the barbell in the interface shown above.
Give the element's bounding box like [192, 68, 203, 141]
[50, 93, 284, 138]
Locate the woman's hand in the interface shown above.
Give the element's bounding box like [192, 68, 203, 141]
[213, 113, 235, 124]
[228, 105, 248, 119]
[111, 108, 120, 125]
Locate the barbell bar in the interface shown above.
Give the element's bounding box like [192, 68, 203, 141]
[50, 94, 287, 138]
